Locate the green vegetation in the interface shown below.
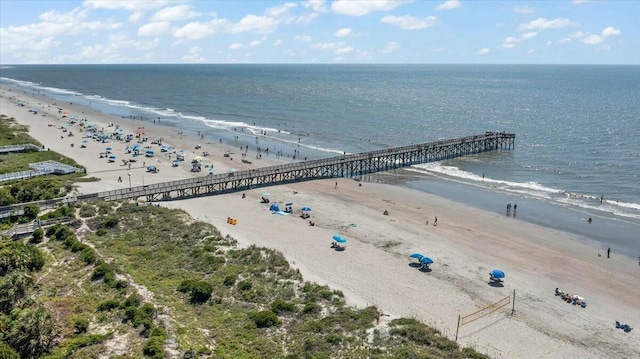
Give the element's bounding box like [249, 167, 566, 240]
[177, 279, 213, 304]
[0, 115, 93, 225]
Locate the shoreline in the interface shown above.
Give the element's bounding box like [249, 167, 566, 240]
[2, 85, 640, 359]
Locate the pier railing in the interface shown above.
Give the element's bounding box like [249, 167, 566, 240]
[0, 132, 514, 218]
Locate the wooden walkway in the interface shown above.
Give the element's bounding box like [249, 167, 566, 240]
[0, 132, 514, 218]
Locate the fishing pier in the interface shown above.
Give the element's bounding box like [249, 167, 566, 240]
[0, 132, 514, 217]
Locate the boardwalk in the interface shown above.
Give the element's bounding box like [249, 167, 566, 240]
[0, 132, 514, 218]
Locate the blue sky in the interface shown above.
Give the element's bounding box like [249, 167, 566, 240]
[1, 0, 638, 64]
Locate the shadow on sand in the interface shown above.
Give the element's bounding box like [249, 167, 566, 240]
[488, 281, 504, 287]
[419, 266, 432, 273]
[408, 262, 422, 268]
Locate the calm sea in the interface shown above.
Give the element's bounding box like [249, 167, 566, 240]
[1, 64, 638, 256]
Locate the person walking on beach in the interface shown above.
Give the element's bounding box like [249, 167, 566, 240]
[335, 181, 338, 189]
[433, 217, 438, 226]
[607, 247, 611, 258]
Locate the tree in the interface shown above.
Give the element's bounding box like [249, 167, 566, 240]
[5, 307, 60, 358]
[0, 271, 33, 314]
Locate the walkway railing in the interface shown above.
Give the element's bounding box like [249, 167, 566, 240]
[0, 132, 515, 218]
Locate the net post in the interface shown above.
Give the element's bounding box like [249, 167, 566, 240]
[511, 289, 516, 316]
[455, 315, 461, 342]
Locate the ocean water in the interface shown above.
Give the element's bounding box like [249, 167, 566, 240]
[1, 64, 638, 255]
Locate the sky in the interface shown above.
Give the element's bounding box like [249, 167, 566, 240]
[1, 0, 638, 65]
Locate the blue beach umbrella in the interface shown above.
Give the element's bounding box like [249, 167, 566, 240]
[301, 207, 311, 211]
[420, 256, 434, 265]
[490, 269, 505, 279]
[409, 253, 424, 260]
[106, 146, 112, 151]
[332, 235, 347, 243]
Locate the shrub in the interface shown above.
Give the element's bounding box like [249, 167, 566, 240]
[101, 216, 119, 229]
[122, 294, 142, 309]
[73, 316, 89, 334]
[5, 306, 59, 358]
[96, 228, 108, 237]
[133, 303, 155, 329]
[97, 299, 120, 312]
[271, 300, 296, 314]
[91, 263, 114, 281]
[303, 302, 322, 314]
[0, 242, 45, 275]
[142, 336, 164, 359]
[31, 228, 44, 243]
[79, 248, 97, 265]
[222, 275, 236, 287]
[79, 205, 97, 218]
[23, 204, 39, 221]
[237, 280, 252, 291]
[53, 225, 74, 241]
[177, 280, 213, 304]
[0, 342, 20, 359]
[249, 310, 281, 328]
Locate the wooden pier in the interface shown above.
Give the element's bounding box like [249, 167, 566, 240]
[0, 132, 514, 218]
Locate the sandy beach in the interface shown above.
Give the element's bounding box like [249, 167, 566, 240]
[2, 85, 639, 359]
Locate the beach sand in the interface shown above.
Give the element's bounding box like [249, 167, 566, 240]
[2, 85, 639, 359]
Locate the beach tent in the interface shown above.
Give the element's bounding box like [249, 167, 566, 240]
[420, 256, 434, 265]
[489, 269, 505, 282]
[332, 235, 347, 243]
[108, 155, 116, 162]
[145, 150, 154, 157]
[269, 204, 280, 212]
[409, 253, 424, 261]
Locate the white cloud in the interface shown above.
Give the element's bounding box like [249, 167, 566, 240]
[601, 26, 621, 36]
[172, 21, 214, 41]
[380, 15, 436, 30]
[513, 5, 534, 14]
[435, 0, 461, 11]
[311, 41, 354, 54]
[138, 22, 171, 37]
[311, 42, 346, 50]
[335, 28, 352, 37]
[83, 0, 178, 12]
[249, 40, 261, 47]
[303, 0, 327, 12]
[560, 28, 620, 46]
[335, 46, 354, 54]
[295, 35, 312, 41]
[273, 39, 283, 46]
[229, 43, 246, 50]
[477, 48, 490, 55]
[182, 46, 204, 62]
[581, 34, 604, 45]
[383, 41, 399, 54]
[518, 17, 572, 31]
[332, 0, 410, 16]
[129, 12, 144, 23]
[78, 34, 159, 62]
[296, 12, 319, 24]
[229, 15, 279, 34]
[266, 2, 297, 17]
[501, 32, 537, 48]
[502, 37, 518, 48]
[151, 5, 200, 22]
